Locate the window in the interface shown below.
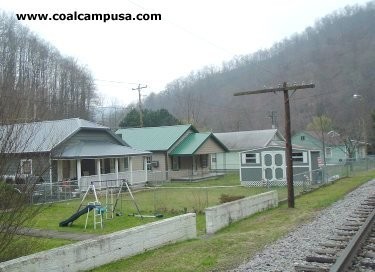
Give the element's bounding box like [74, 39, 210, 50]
[241, 153, 259, 164]
[211, 154, 217, 163]
[292, 152, 308, 163]
[325, 147, 332, 158]
[123, 157, 129, 170]
[21, 159, 32, 175]
[301, 135, 305, 141]
[143, 156, 152, 171]
[200, 154, 208, 168]
[172, 156, 180, 171]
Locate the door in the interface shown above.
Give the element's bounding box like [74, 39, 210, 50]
[262, 151, 285, 181]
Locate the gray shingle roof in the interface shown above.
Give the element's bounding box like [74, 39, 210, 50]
[57, 140, 149, 159]
[0, 118, 149, 157]
[0, 118, 108, 153]
[214, 129, 284, 151]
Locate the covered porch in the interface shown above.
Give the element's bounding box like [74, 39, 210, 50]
[168, 132, 228, 181]
[56, 156, 148, 191]
[53, 140, 150, 191]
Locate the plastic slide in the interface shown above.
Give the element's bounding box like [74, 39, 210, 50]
[59, 204, 96, 227]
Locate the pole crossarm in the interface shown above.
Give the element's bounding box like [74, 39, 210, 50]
[233, 83, 315, 96]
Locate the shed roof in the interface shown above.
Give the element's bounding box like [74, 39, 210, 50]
[214, 129, 284, 151]
[116, 125, 197, 151]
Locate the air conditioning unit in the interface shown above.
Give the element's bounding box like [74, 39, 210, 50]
[151, 161, 159, 168]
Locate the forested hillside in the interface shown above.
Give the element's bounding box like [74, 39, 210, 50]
[143, 2, 375, 140]
[0, 13, 97, 123]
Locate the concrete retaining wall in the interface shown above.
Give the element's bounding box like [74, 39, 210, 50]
[205, 191, 278, 234]
[0, 213, 196, 272]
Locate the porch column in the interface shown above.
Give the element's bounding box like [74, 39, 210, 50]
[77, 159, 81, 189]
[57, 160, 63, 182]
[144, 156, 148, 183]
[115, 158, 119, 186]
[191, 156, 194, 177]
[49, 156, 53, 195]
[96, 159, 101, 182]
[129, 157, 133, 185]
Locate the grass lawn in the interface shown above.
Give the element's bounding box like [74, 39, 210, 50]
[31, 173, 285, 235]
[1, 235, 71, 262]
[89, 170, 375, 272]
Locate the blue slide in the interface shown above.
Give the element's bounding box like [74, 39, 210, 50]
[59, 204, 96, 227]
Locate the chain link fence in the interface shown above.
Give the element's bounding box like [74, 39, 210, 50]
[7, 157, 375, 215]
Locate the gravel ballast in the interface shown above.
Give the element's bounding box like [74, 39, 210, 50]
[233, 179, 375, 272]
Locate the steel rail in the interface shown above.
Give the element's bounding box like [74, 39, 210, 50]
[330, 208, 375, 271]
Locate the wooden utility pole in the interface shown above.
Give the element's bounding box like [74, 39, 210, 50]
[234, 82, 315, 208]
[132, 84, 147, 127]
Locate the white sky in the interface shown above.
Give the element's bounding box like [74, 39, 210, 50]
[1, 0, 370, 106]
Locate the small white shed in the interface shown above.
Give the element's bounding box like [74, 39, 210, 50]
[240, 146, 320, 186]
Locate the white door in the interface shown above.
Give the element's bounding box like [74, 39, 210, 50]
[262, 151, 285, 181]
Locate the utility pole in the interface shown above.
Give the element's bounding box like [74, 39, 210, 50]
[267, 111, 278, 129]
[234, 82, 315, 208]
[132, 84, 147, 127]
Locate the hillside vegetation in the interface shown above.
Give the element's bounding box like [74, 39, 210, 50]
[143, 2, 375, 144]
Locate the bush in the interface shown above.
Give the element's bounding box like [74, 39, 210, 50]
[219, 194, 244, 204]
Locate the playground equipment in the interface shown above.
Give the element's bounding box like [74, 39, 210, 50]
[59, 179, 163, 228]
[59, 182, 104, 229]
[124, 181, 163, 219]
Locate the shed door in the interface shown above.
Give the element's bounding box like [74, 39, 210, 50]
[262, 151, 285, 181]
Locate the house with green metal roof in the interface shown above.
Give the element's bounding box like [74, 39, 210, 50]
[116, 125, 228, 181]
[1, 118, 150, 191]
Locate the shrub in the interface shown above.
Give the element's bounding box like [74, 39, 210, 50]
[219, 194, 244, 204]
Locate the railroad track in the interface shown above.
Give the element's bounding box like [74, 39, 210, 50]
[295, 194, 375, 272]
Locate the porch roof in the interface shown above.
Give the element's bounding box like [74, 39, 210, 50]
[53, 140, 150, 159]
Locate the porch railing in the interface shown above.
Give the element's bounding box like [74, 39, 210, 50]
[79, 170, 147, 191]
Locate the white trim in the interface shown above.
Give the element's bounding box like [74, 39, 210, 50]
[261, 151, 285, 181]
[302, 152, 308, 163]
[308, 151, 312, 181]
[77, 160, 81, 188]
[20, 159, 32, 175]
[129, 157, 133, 184]
[115, 158, 119, 186]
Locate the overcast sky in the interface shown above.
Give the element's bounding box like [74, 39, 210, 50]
[1, 0, 370, 106]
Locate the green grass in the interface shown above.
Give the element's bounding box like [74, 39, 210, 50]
[31, 173, 283, 235]
[1, 235, 71, 262]
[89, 169, 375, 272]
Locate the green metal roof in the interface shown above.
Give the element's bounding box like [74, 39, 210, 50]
[170, 132, 226, 156]
[116, 125, 196, 151]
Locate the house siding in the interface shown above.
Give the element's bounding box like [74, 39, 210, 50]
[131, 156, 144, 171]
[3, 154, 53, 183]
[213, 152, 239, 170]
[195, 138, 224, 155]
[68, 130, 119, 144]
